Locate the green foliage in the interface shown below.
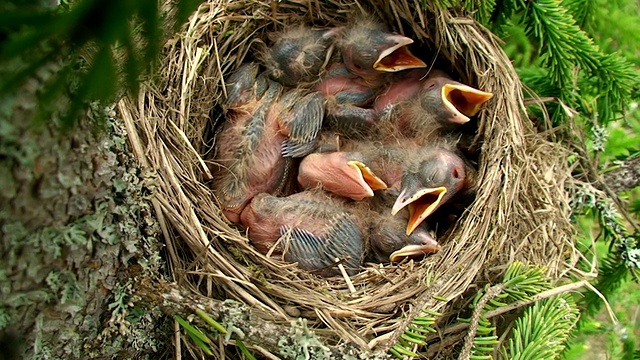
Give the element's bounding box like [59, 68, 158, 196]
[564, 270, 640, 359]
[389, 262, 579, 359]
[501, 294, 579, 360]
[0, 307, 10, 329]
[471, 262, 553, 313]
[390, 312, 439, 358]
[457, 262, 558, 359]
[175, 315, 214, 356]
[572, 183, 640, 316]
[582, 0, 640, 66]
[631, 197, 640, 214]
[495, 1, 640, 357]
[0, 0, 202, 129]
[175, 310, 261, 358]
[564, 110, 640, 358]
[563, 0, 598, 31]
[495, 0, 639, 126]
[236, 339, 258, 360]
[195, 308, 227, 334]
[387, 272, 445, 358]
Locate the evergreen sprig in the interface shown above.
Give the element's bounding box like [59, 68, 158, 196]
[390, 308, 442, 358]
[479, 262, 554, 310]
[493, 0, 639, 126]
[500, 294, 579, 360]
[457, 262, 555, 359]
[527, 0, 600, 88]
[0, 0, 203, 129]
[563, 0, 598, 31]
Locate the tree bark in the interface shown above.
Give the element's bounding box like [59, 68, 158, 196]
[0, 75, 169, 359]
[133, 277, 394, 360]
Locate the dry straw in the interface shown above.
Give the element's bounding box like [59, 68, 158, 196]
[118, 0, 580, 356]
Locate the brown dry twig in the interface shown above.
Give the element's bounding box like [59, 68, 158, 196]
[133, 276, 392, 359]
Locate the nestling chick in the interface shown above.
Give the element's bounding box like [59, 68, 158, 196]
[390, 140, 477, 235]
[363, 190, 441, 263]
[240, 190, 364, 276]
[298, 136, 475, 235]
[240, 189, 442, 277]
[212, 64, 324, 223]
[261, 25, 343, 86]
[317, 19, 427, 137]
[375, 69, 493, 139]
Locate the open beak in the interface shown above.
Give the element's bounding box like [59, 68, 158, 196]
[373, 35, 427, 72]
[389, 243, 441, 262]
[441, 84, 493, 124]
[347, 160, 388, 197]
[391, 186, 447, 235]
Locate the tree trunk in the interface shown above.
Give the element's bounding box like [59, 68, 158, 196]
[0, 76, 169, 359]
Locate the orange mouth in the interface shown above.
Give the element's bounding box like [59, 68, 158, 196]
[374, 37, 427, 72]
[347, 160, 388, 196]
[442, 84, 493, 124]
[392, 187, 447, 235]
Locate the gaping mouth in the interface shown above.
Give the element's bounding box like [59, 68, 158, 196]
[347, 160, 388, 197]
[389, 243, 441, 262]
[442, 84, 494, 124]
[391, 186, 447, 235]
[373, 37, 427, 72]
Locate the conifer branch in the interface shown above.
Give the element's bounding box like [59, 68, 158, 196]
[459, 284, 504, 360]
[498, 0, 639, 125]
[434, 280, 588, 340]
[599, 153, 640, 194]
[500, 294, 579, 360]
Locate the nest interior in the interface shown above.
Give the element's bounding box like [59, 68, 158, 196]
[117, 0, 578, 352]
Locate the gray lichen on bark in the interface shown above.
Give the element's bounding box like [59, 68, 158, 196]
[601, 155, 640, 194]
[134, 278, 394, 360]
[0, 73, 169, 359]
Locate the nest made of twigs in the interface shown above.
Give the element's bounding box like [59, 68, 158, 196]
[118, 0, 579, 356]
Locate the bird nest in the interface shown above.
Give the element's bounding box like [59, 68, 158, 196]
[118, 0, 578, 357]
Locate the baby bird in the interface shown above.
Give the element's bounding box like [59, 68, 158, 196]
[297, 137, 415, 200]
[297, 136, 475, 235]
[391, 141, 476, 235]
[240, 190, 364, 276]
[317, 19, 426, 137]
[339, 19, 427, 86]
[240, 190, 441, 277]
[212, 64, 324, 223]
[368, 214, 440, 263]
[261, 25, 343, 86]
[363, 190, 441, 263]
[374, 69, 493, 138]
[297, 150, 389, 201]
